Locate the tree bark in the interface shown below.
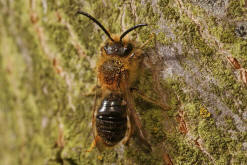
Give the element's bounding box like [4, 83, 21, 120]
[1, 0, 247, 164]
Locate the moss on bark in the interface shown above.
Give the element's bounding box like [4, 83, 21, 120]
[1, 0, 247, 164]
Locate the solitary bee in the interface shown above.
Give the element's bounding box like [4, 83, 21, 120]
[77, 11, 151, 151]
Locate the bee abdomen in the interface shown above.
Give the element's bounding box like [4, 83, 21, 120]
[96, 114, 127, 146]
[96, 94, 127, 146]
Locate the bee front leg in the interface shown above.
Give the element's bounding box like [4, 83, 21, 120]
[83, 85, 102, 97]
[140, 33, 155, 49]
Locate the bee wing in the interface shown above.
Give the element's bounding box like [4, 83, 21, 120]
[122, 82, 152, 151]
[91, 86, 110, 151]
[90, 80, 108, 151]
[92, 87, 98, 143]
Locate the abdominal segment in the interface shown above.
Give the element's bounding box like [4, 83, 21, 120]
[96, 93, 127, 146]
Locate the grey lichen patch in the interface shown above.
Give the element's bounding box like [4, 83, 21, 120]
[202, 56, 247, 117]
[157, 32, 247, 163]
[170, 1, 247, 129]
[190, 0, 229, 17]
[157, 33, 175, 47]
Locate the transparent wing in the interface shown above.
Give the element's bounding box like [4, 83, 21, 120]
[90, 80, 108, 152]
[122, 81, 152, 151]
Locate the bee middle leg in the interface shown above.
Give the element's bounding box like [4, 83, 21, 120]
[130, 87, 170, 110]
[82, 85, 102, 97]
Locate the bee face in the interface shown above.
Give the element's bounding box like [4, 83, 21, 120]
[103, 42, 133, 57]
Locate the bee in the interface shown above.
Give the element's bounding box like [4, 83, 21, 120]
[77, 11, 151, 151]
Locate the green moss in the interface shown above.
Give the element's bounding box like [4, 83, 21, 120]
[227, 0, 245, 18]
[198, 119, 228, 159]
[137, 2, 160, 46]
[162, 6, 180, 21]
[193, 53, 247, 119]
[233, 40, 247, 57]
[165, 135, 212, 164]
[176, 18, 214, 56]
[184, 103, 199, 119]
[218, 25, 237, 44]
[158, 0, 170, 6]
[2, 0, 247, 164]
[125, 146, 163, 165]
[224, 115, 237, 130]
[44, 24, 70, 51]
[159, 0, 180, 21]
[142, 109, 166, 145]
[188, 3, 207, 18]
[46, 0, 59, 12]
[156, 32, 173, 45]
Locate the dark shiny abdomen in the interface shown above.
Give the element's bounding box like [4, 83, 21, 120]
[96, 93, 127, 146]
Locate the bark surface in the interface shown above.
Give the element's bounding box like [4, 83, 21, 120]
[0, 0, 247, 164]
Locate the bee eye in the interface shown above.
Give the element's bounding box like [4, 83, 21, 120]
[123, 43, 133, 56]
[103, 43, 109, 51]
[103, 42, 132, 57]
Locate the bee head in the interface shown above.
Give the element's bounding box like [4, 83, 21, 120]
[103, 42, 133, 57]
[76, 11, 147, 57]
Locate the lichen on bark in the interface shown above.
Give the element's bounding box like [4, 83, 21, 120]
[1, 0, 247, 164]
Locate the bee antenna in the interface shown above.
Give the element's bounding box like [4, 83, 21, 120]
[76, 11, 114, 42]
[120, 24, 148, 42]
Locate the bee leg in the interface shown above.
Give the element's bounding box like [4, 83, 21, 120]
[130, 109, 152, 152]
[122, 83, 152, 151]
[140, 33, 155, 49]
[130, 87, 170, 110]
[122, 115, 133, 145]
[86, 139, 97, 152]
[83, 85, 101, 97]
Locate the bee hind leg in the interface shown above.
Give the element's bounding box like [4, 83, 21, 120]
[122, 115, 133, 146]
[130, 110, 152, 152]
[86, 139, 96, 152]
[86, 135, 103, 152]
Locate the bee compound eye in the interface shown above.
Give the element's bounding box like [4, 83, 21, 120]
[123, 43, 133, 56]
[104, 43, 109, 51]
